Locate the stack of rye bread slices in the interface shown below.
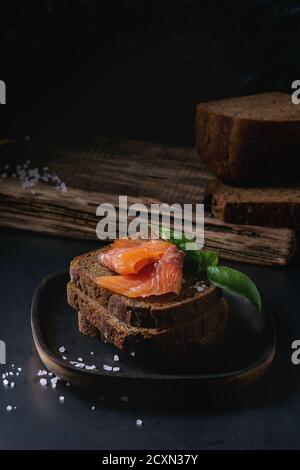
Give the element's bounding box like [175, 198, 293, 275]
[67, 247, 228, 359]
[196, 92, 300, 229]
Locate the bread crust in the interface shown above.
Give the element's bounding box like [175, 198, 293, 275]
[207, 179, 300, 228]
[196, 93, 300, 186]
[68, 283, 228, 356]
[70, 247, 221, 328]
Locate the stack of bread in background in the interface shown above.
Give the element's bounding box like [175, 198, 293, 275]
[196, 92, 300, 230]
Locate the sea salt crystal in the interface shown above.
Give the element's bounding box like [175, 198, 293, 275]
[103, 365, 112, 372]
[17, 368, 22, 372]
[90, 352, 94, 355]
[2, 373, 5, 379]
[136, 419, 143, 427]
[10, 382, 15, 388]
[91, 406, 95, 411]
[113, 367, 120, 372]
[130, 352, 135, 357]
[39, 378, 47, 387]
[77, 357, 83, 362]
[75, 363, 85, 368]
[3, 379, 9, 386]
[62, 355, 67, 360]
[59, 346, 66, 353]
[6, 405, 13, 412]
[113, 355, 119, 362]
[59, 396, 65, 402]
[66, 382, 70, 387]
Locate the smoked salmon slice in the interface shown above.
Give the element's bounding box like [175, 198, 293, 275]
[96, 244, 184, 298]
[98, 239, 172, 275]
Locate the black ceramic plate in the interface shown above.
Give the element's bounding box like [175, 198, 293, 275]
[31, 271, 276, 392]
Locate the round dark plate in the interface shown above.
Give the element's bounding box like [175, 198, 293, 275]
[31, 271, 276, 392]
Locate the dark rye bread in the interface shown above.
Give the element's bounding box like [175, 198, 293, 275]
[70, 248, 222, 329]
[196, 92, 300, 186]
[207, 179, 300, 228]
[68, 282, 228, 356]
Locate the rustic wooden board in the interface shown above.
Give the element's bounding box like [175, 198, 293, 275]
[0, 138, 212, 204]
[0, 178, 296, 266]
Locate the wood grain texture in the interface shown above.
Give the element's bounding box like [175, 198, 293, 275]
[0, 178, 296, 266]
[4, 138, 211, 204]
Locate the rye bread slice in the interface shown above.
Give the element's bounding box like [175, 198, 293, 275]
[207, 179, 300, 228]
[196, 92, 300, 186]
[70, 247, 221, 328]
[68, 282, 228, 356]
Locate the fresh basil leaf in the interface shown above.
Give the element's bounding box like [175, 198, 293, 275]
[207, 266, 262, 312]
[198, 250, 219, 269]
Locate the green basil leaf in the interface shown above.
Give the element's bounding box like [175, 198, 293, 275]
[198, 250, 219, 269]
[207, 266, 262, 312]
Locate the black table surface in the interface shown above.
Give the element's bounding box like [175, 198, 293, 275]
[0, 227, 300, 451]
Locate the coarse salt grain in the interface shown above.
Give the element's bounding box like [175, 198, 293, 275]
[130, 351, 135, 357]
[113, 355, 119, 362]
[136, 419, 143, 427]
[62, 356, 67, 360]
[91, 406, 95, 411]
[3, 379, 9, 386]
[113, 367, 120, 372]
[39, 378, 47, 387]
[77, 357, 83, 362]
[17, 368, 22, 372]
[6, 405, 13, 412]
[90, 352, 94, 355]
[103, 365, 112, 372]
[59, 396, 65, 402]
[10, 382, 14, 388]
[59, 346, 66, 353]
[75, 363, 85, 368]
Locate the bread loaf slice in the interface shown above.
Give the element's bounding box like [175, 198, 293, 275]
[207, 179, 300, 228]
[70, 248, 221, 329]
[196, 92, 300, 186]
[68, 282, 228, 357]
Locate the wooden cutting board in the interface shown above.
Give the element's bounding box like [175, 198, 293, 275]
[0, 138, 297, 266]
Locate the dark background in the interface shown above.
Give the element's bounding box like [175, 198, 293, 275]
[1, 0, 299, 144]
